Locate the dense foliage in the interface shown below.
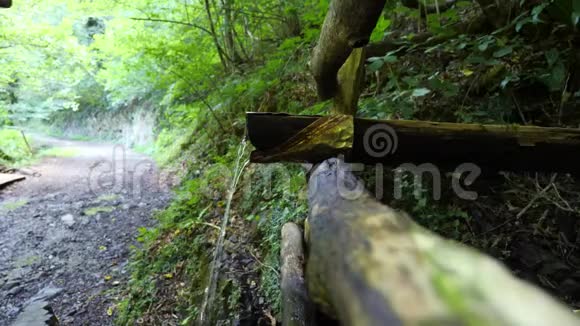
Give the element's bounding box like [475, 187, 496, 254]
[2, 0, 580, 324]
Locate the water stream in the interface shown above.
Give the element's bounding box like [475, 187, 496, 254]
[198, 139, 249, 325]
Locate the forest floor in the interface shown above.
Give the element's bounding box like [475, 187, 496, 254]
[0, 135, 172, 325]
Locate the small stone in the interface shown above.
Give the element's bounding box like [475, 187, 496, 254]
[8, 285, 23, 296]
[60, 214, 75, 227]
[3, 280, 21, 291]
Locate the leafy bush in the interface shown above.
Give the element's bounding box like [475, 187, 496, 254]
[0, 129, 32, 164]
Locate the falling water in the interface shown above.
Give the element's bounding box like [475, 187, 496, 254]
[198, 138, 249, 325]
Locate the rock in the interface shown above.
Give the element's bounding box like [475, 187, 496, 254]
[7, 285, 23, 296]
[28, 286, 63, 303]
[2, 280, 21, 291]
[12, 301, 59, 326]
[61, 214, 75, 227]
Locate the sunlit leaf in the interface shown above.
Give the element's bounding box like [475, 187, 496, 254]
[411, 88, 431, 97]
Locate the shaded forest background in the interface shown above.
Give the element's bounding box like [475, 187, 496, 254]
[2, 0, 580, 324]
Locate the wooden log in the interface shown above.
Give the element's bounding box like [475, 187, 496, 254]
[0, 0, 11, 8]
[247, 113, 580, 173]
[281, 223, 314, 326]
[0, 173, 25, 189]
[310, 0, 386, 100]
[306, 158, 579, 325]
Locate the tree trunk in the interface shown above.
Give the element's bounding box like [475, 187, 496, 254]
[203, 0, 229, 71]
[310, 0, 386, 100]
[305, 158, 579, 325]
[220, 0, 242, 64]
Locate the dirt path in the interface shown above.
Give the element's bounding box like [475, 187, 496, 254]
[0, 135, 172, 325]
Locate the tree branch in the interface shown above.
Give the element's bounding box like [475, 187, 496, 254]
[130, 17, 213, 36]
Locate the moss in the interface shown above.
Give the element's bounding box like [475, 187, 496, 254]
[0, 129, 32, 163]
[1, 199, 28, 212]
[84, 206, 116, 216]
[96, 194, 120, 202]
[431, 269, 487, 326]
[38, 147, 80, 158]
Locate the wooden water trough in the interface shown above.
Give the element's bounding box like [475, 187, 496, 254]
[248, 112, 580, 173]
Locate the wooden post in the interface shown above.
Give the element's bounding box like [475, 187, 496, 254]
[305, 158, 579, 325]
[281, 223, 314, 326]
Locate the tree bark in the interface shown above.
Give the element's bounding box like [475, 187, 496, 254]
[281, 223, 314, 326]
[305, 158, 580, 325]
[310, 0, 387, 100]
[220, 0, 242, 64]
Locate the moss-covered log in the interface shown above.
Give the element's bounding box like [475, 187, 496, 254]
[310, 0, 386, 100]
[281, 223, 314, 326]
[305, 158, 579, 325]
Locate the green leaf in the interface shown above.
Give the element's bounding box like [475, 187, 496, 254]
[367, 58, 384, 72]
[493, 47, 513, 58]
[383, 54, 398, 63]
[545, 49, 560, 67]
[411, 88, 431, 97]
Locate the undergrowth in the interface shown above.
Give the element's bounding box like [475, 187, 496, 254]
[0, 129, 32, 165]
[116, 44, 314, 323]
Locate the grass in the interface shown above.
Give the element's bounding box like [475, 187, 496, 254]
[1, 199, 29, 212]
[84, 206, 116, 216]
[0, 129, 33, 164]
[38, 147, 80, 158]
[96, 194, 120, 202]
